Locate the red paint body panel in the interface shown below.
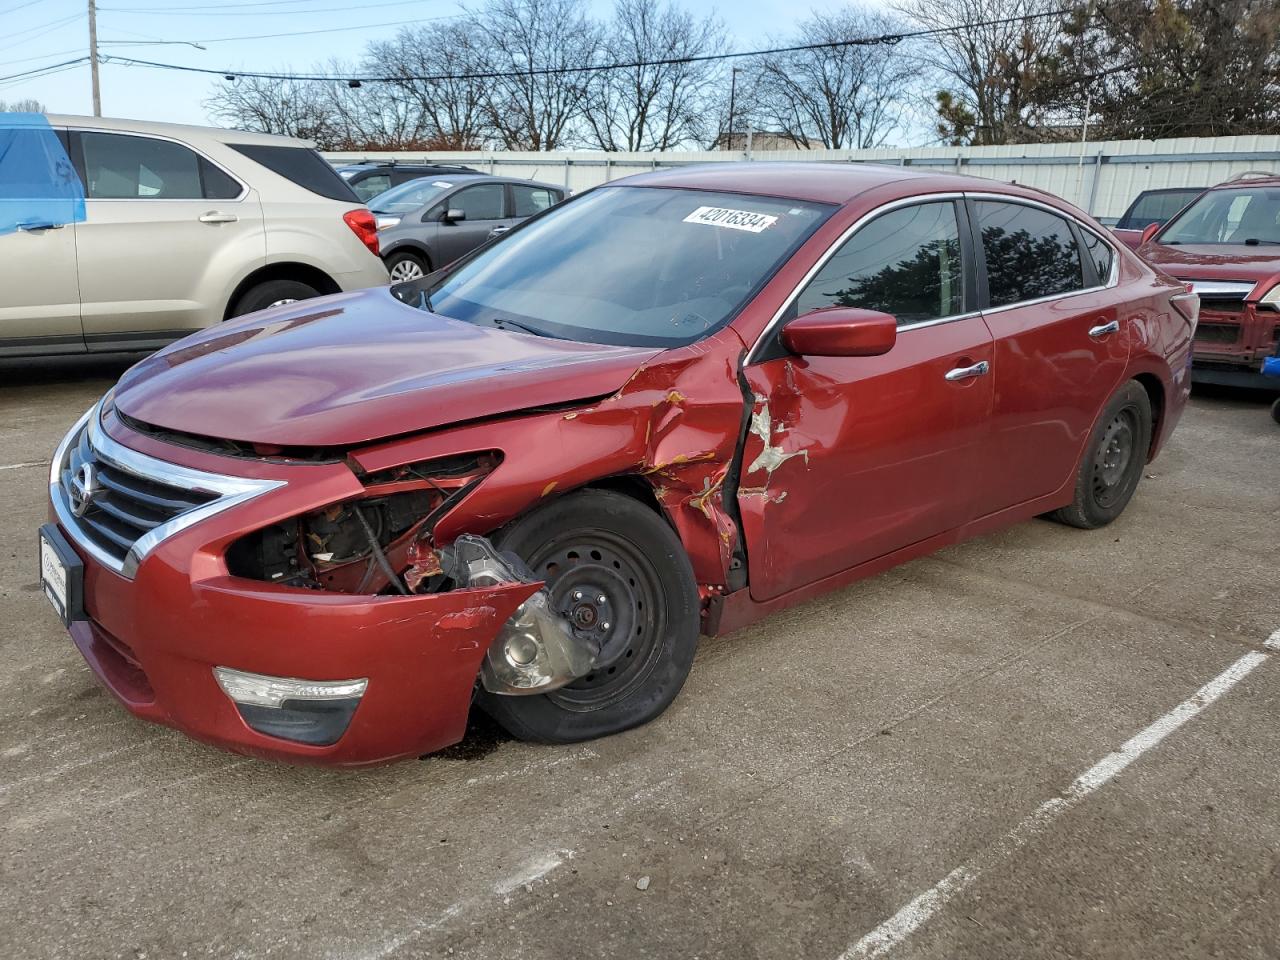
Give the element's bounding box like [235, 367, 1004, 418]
[113, 289, 659, 447]
[50, 163, 1193, 765]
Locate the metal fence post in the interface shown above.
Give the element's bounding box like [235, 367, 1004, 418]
[564, 157, 570, 189]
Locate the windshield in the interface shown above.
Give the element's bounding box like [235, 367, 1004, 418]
[415, 186, 832, 347]
[368, 177, 460, 214]
[1160, 187, 1280, 245]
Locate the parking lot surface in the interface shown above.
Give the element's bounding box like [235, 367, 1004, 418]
[2, 359, 1278, 960]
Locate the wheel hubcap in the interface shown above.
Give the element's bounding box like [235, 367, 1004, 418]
[524, 531, 663, 709]
[1092, 408, 1136, 507]
[389, 260, 424, 281]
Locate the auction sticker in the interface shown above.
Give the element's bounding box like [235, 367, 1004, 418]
[683, 206, 778, 233]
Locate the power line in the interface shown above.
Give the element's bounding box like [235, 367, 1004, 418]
[98, 10, 1066, 85]
[99, 12, 469, 46]
[102, 0, 439, 15]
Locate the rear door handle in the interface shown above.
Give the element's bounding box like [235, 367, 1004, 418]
[488, 225, 510, 237]
[18, 221, 64, 231]
[198, 211, 238, 224]
[1089, 319, 1120, 337]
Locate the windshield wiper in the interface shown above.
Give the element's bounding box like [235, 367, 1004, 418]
[1243, 238, 1280, 246]
[488, 316, 556, 338]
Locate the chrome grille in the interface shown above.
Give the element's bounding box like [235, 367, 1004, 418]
[61, 425, 218, 565]
[50, 402, 286, 578]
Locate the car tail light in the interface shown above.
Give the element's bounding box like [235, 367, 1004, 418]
[1171, 284, 1200, 328]
[343, 208, 379, 257]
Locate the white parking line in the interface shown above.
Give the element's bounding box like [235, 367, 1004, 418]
[0, 460, 45, 471]
[839, 628, 1280, 960]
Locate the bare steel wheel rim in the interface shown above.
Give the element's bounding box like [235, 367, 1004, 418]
[525, 529, 666, 711]
[1092, 407, 1137, 508]
[389, 259, 424, 282]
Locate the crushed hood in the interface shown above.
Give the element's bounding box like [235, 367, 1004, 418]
[1141, 243, 1280, 296]
[113, 289, 659, 447]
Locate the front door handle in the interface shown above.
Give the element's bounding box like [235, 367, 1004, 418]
[944, 360, 990, 382]
[1089, 319, 1120, 337]
[18, 221, 64, 231]
[198, 211, 238, 224]
[488, 225, 510, 237]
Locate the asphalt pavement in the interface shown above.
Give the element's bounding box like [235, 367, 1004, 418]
[2, 359, 1278, 960]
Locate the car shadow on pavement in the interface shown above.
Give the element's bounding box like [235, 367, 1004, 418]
[0, 353, 143, 389]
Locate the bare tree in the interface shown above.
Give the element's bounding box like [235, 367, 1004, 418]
[580, 0, 725, 151]
[365, 21, 492, 149]
[745, 8, 917, 149]
[205, 75, 340, 146]
[0, 98, 46, 112]
[897, 0, 1064, 144]
[474, 0, 603, 150]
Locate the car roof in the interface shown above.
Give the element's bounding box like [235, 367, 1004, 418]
[1209, 174, 1280, 190]
[613, 162, 1054, 207]
[391, 173, 564, 190]
[45, 114, 313, 148]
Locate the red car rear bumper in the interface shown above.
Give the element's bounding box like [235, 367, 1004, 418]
[55, 519, 537, 767]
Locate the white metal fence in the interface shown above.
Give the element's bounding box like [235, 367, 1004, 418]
[326, 135, 1280, 220]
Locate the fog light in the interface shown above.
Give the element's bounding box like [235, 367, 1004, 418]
[213, 667, 367, 746]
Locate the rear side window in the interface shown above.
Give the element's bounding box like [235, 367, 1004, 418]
[795, 201, 965, 326]
[451, 183, 505, 220]
[976, 201, 1084, 307]
[1080, 230, 1114, 285]
[80, 132, 209, 199]
[229, 143, 359, 202]
[512, 185, 559, 217]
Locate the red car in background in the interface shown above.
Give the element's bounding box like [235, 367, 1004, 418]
[1111, 186, 1206, 250]
[40, 163, 1195, 766]
[1137, 173, 1280, 389]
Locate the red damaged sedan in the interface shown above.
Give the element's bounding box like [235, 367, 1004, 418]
[39, 163, 1196, 765]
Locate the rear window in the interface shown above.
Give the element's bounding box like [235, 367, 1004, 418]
[229, 144, 359, 202]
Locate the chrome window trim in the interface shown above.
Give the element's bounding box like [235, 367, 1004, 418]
[49, 399, 284, 579]
[745, 192, 966, 365]
[69, 127, 250, 203]
[745, 190, 1122, 364]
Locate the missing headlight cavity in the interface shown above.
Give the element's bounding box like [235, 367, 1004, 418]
[226, 453, 499, 593]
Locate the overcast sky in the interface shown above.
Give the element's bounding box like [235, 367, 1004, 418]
[1, 0, 891, 131]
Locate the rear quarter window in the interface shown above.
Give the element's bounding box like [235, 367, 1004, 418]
[228, 144, 359, 202]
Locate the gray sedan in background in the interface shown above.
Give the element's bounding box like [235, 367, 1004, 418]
[372, 174, 566, 280]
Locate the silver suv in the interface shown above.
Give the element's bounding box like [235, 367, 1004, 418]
[1, 115, 389, 358]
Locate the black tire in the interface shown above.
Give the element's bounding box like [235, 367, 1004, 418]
[385, 250, 429, 283]
[230, 279, 320, 318]
[1052, 380, 1152, 529]
[1271, 397, 1280, 425]
[477, 489, 700, 744]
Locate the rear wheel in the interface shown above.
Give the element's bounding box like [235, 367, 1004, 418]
[478, 489, 700, 744]
[230, 279, 319, 318]
[1271, 397, 1280, 425]
[385, 250, 428, 283]
[1052, 380, 1152, 529]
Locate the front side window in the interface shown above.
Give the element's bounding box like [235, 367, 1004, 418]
[977, 201, 1085, 307]
[81, 132, 205, 199]
[1116, 189, 1203, 230]
[451, 183, 505, 220]
[512, 185, 559, 217]
[1160, 187, 1280, 245]
[415, 186, 831, 347]
[795, 201, 964, 326]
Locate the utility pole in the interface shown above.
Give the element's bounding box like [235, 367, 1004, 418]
[726, 67, 739, 152]
[88, 0, 101, 116]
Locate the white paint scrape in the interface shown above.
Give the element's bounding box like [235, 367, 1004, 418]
[839, 629, 1280, 959]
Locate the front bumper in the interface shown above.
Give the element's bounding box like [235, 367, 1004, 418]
[48, 404, 537, 766]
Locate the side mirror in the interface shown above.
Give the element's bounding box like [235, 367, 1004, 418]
[781, 307, 898, 358]
[1140, 222, 1160, 245]
[442, 208, 466, 223]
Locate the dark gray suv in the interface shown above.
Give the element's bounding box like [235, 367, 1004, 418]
[371, 174, 566, 280]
